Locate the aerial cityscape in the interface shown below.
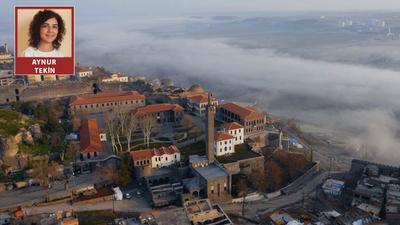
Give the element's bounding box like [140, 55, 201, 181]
[0, 1, 400, 224]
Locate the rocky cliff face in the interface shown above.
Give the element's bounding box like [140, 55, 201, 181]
[28, 124, 42, 140]
[0, 123, 42, 157]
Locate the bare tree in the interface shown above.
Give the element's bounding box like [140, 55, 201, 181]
[31, 160, 60, 202]
[138, 115, 158, 149]
[181, 114, 193, 140]
[103, 112, 119, 153]
[125, 116, 137, 151]
[95, 164, 119, 186]
[65, 141, 80, 162]
[191, 126, 202, 142]
[71, 117, 81, 132]
[249, 169, 268, 193]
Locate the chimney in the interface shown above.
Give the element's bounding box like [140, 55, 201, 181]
[4, 43, 8, 53]
[206, 92, 215, 164]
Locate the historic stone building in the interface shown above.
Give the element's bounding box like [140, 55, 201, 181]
[75, 66, 92, 80]
[130, 103, 184, 125]
[216, 102, 266, 137]
[186, 95, 218, 117]
[220, 122, 244, 145]
[79, 119, 106, 161]
[69, 91, 146, 116]
[214, 132, 235, 156]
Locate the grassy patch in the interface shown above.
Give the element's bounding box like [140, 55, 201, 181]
[77, 211, 117, 225]
[179, 140, 206, 159]
[174, 128, 187, 133]
[214, 119, 222, 128]
[0, 110, 24, 137]
[216, 144, 260, 164]
[173, 125, 182, 128]
[173, 133, 184, 140]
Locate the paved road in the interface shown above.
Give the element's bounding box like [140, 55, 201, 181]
[0, 173, 100, 210]
[23, 191, 152, 216]
[221, 172, 328, 220]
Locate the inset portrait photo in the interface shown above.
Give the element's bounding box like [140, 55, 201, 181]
[15, 6, 74, 75]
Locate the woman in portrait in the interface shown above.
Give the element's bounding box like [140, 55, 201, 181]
[21, 9, 66, 57]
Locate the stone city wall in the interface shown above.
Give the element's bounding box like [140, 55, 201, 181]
[222, 154, 264, 176]
[350, 159, 400, 177]
[0, 82, 138, 104]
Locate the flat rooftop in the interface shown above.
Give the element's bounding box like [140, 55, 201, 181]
[370, 175, 399, 184]
[357, 203, 380, 215]
[189, 155, 208, 165]
[194, 163, 229, 181]
[322, 179, 345, 192]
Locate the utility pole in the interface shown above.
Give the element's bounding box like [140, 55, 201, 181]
[242, 193, 246, 217]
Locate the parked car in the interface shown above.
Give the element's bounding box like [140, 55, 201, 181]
[124, 193, 131, 199]
[136, 191, 141, 198]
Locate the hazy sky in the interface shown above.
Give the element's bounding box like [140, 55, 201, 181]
[1, 0, 400, 17]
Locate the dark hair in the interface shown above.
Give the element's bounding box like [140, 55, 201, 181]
[28, 9, 66, 49]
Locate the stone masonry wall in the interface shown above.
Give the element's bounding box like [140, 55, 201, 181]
[221, 154, 265, 176]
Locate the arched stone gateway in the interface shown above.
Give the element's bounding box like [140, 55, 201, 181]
[165, 177, 169, 183]
[192, 191, 198, 198]
[159, 178, 164, 185]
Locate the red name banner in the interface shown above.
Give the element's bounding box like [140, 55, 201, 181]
[15, 57, 74, 75]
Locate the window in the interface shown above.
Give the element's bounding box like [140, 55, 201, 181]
[97, 104, 99, 107]
[85, 105, 87, 108]
[91, 105, 93, 108]
[136, 161, 139, 166]
[225, 147, 227, 151]
[102, 103, 104, 106]
[147, 160, 149, 164]
[175, 154, 177, 159]
[107, 103, 109, 106]
[155, 158, 157, 162]
[240, 136, 242, 140]
[229, 147, 231, 150]
[166, 157, 168, 161]
[220, 149, 222, 152]
[131, 101, 133, 104]
[94, 152, 97, 157]
[225, 141, 227, 144]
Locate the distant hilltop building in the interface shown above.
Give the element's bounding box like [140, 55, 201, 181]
[370, 19, 385, 27]
[92, 71, 129, 82]
[0, 43, 13, 64]
[75, 66, 93, 80]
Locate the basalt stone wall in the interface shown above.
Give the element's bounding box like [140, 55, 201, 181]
[0, 82, 139, 104]
[350, 159, 400, 177]
[221, 155, 265, 175]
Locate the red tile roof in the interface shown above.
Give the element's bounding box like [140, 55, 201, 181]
[130, 146, 180, 161]
[150, 145, 180, 156]
[130, 149, 152, 161]
[214, 132, 235, 142]
[221, 122, 244, 130]
[75, 66, 92, 73]
[80, 119, 102, 154]
[61, 218, 79, 225]
[130, 104, 184, 116]
[188, 95, 217, 104]
[69, 91, 145, 106]
[217, 102, 265, 120]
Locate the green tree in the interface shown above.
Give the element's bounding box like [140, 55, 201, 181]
[118, 155, 132, 187]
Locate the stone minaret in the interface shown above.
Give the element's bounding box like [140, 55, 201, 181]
[4, 43, 8, 53]
[206, 92, 215, 164]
